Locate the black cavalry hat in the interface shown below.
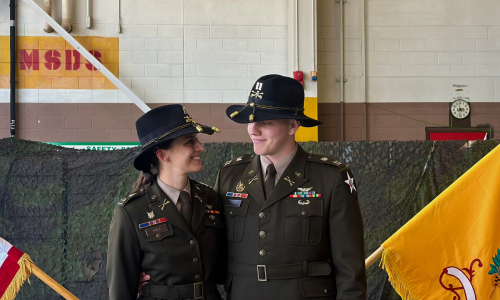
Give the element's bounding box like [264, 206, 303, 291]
[226, 74, 322, 127]
[134, 104, 220, 171]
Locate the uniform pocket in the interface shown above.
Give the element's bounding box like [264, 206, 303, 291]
[299, 276, 336, 297]
[140, 222, 174, 242]
[223, 199, 250, 242]
[285, 198, 323, 245]
[204, 213, 224, 228]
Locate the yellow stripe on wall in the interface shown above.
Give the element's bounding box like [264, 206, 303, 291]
[296, 97, 318, 142]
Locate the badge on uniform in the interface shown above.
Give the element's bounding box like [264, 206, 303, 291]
[226, 199, 242, 207]
[205, 210, 220, 214]
[226, 192, 248, 198]
[290, 190, 321, 198]
[344, 172, 357, 193]
[139, 218, 168, 229]
[236, 181, 245, 192]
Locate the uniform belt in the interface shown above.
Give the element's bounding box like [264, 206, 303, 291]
[140, 281, 217, 299]
[230, 260, 332, 281]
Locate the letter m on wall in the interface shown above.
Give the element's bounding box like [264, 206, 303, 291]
[19, 50, 40, 70]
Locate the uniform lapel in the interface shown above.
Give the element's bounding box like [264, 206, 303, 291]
[147, 181, 193, 235]
[190, 179, 207, 234]
[240, 155, 266, 206]
[261, 146, 309, 211]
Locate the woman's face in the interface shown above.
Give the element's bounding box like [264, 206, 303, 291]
[158, 134, 205, 175]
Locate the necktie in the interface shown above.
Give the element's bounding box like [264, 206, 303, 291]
[264, 164, 277, 199]
[178, 191, 192, 225]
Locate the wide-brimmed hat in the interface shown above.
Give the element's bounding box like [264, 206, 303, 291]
[134, 104, 219, 171]
[226, 74, 322, 127]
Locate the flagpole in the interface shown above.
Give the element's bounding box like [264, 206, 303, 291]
[365, 246, 384, 269]
[32, 265, 79, 300]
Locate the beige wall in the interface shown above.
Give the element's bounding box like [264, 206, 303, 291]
[317, 0, 500, 104]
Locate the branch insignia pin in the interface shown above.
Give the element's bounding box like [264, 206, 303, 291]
[160, 199, 170, 210]
[284, 176, 295, 186]
[194, 193, 203, 202]
[248, 175, 258, 185]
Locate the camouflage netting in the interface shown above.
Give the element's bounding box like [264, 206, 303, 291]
[0, 138, 499, 300]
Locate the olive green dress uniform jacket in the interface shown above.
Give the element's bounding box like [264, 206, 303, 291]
[214, 146, 366, 300]
[106, 179, 227, 300]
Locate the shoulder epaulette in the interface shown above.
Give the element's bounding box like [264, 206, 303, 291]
[118, 188, 146, 206]
[192, 180, 213, 190]
[222, 154, 253, 168]
[307, 153, 347, 169]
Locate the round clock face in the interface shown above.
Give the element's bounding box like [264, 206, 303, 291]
[450, 99, 470, 119]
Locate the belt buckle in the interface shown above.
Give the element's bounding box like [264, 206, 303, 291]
[194, 282, 204, 299]
[257, 265, 267, 282]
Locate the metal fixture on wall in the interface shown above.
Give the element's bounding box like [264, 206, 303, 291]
[311, 0, 317, 81]
[336, 0, 346, 141]
[295, 0, 299, 71]
[117, 0, 121, 33]
[61, 0, 71, 32]
[10, 0, 16, 137]
[361, 0, 366, 141]
[86, 0, 91, 28]
[42, 0, 53, 32]
[42, 0, 72, 33]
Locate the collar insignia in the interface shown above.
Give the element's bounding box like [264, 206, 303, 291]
[284, 176, 295, 186]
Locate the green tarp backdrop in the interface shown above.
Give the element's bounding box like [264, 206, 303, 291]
[0, 138, 499, 300]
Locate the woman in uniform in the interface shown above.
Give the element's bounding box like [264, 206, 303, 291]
[107, 104, 226, 300]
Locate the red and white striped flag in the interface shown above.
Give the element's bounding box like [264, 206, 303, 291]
[0, 237, 34, 300]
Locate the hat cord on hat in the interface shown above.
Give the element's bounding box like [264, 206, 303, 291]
[230, 101, 305, 123]
[141, 114, 220, 150]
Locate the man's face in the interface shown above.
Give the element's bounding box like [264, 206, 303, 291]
[247, 119, 297, 156]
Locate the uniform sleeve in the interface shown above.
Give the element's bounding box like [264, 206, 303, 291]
[106, 205, 142, 300]
[328, 169, 367, 300]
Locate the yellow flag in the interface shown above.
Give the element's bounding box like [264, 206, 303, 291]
[381, 145, 500, 300]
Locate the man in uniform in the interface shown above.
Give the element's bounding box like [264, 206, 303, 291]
[215, 74, 366, 300]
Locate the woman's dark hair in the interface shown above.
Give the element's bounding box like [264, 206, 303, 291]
[133, 139, 174, 192]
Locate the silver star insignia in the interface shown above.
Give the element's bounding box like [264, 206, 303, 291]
[345, 173, 357, 193]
